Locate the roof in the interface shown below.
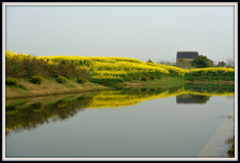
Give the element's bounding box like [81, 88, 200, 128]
[177, 51, 198, 53]
[177, 51, 198, 59]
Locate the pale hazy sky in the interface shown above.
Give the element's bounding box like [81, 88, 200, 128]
[5, 3, 235, 63]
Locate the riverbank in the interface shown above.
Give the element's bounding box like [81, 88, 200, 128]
[5, 76, 186, 99]
[5, 78, 112, 100]
[5, 76, 234, 100]
[197, 110, 235, 157]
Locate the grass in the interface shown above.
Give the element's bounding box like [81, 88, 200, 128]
[7, 73, 233, 99]
[6, 78, 112, 99]
[6, 84, 29, 91]
[65, 82, 76, 88]
[5, 69, 234, 99]
[125, 75, 188, 87]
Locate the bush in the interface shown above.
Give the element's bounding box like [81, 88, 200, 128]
[6, 77, 19, 85]
[57, 76, 68, 84]
[77, 77, 88, 84]
[141, 76, 148, 81]
[5, 51, 92, 80]
[150, 75, 155, 80]
[30, 76, 44, 84]
[192, 55, 211, 68]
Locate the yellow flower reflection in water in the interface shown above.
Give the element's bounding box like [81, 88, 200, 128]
[87, 88, 234, 109]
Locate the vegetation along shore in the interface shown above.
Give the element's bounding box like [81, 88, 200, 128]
[5, 50, 234, 99]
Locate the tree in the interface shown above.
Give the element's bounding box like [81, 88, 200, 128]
[216, 61, 226, 67]
[192, 55, 211, 68]
[225, 58, 234, 68]
[147, 58, 154, 63]
[176, 58, 194, 69]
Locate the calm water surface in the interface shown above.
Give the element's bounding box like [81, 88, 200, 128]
[5, 84, 235, 158]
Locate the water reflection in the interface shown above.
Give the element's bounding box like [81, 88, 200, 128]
[5, 83, 234, 135]
[6, 93, 94, 135]
[176, 94, 210, 104]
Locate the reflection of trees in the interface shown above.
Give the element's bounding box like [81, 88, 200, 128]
[184, 83, 234, 94]
[6, 105, 18, 115]
[191, 95, 210, 104]
[32, 103, 45, 112]
[6, 95, 93, 135]
[6, 83, 234, 134]
[56, 100, 68, 107]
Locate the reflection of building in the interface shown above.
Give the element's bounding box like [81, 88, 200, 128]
[176, 94, 196, 104]
[176, 94, 210, 104]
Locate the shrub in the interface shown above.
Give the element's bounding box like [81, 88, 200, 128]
[77, 77, 88, 84]
[192, 55, 211, 68]
[57, 76, 68, 84]
[30, 76, 44, 84]
[150, 75, 155, 80]
[6, 77, 19, 85]
[5, 51, 92, 80]
[141, 76, 148, 81]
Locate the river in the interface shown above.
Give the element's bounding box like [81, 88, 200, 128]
[4, 83, 235, 160]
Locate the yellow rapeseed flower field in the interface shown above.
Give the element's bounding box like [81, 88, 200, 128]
[5, 50, 235, 83]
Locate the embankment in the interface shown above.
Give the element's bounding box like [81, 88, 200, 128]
[5, 79, 112, 99]
[5, 76, 187, 99]
[5, 51, 235, 99]
[6, 75, 234, 100]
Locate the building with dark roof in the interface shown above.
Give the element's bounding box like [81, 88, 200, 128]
[176, 51, 199, 61]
